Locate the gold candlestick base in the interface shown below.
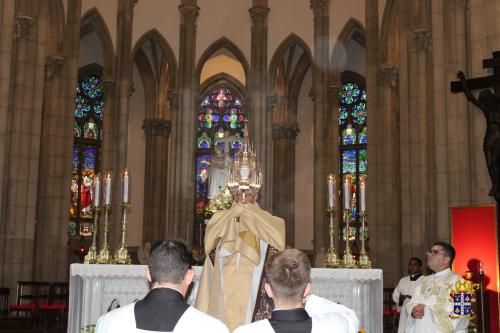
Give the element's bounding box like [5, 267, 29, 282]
[84, 244, 98, 264]
[358, 249, 372, 269]
[114, 243, 131, 264]
[325, 247, 340, 268]
[97, 243, 112, 264]
[341, 249, 357, 268]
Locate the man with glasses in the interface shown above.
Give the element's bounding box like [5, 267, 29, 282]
[405, 241, 469, 333]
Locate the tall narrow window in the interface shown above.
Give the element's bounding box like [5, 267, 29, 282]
[69, 72, 103, 237]
[339, 81, 367, 215]
[194, 86, 245, 246]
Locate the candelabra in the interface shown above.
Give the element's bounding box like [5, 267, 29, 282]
[341, 208, 357, 268]
[114, 203, 131, 264]
[357, 211, 372, 268]
[324, 208, 340, 267]
[96, 204, 112, 264]
[84, 206, 100, 264]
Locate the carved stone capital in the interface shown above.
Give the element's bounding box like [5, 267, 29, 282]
[412, 28, 432, 53]
[376, 64, 399, 87]
[328, 84, 342, 103]
[179, 5, 200, 25]
[45, 56, 64, 80]
[15, 16, 34, 40]
[309, 87, 315, 102]
[102, 78, 115, 94]
[168, 89, 179, 111]
[142, 119, 172, 137]
[129, 82, 135, 97]
[310, 0, 329, 16]
[266, 92, 277, 111]
[249, 6, 269, 26]
[272, 122, 300, 140]
[449, 0, 466, 9]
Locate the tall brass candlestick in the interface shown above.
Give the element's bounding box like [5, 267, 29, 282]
[357, 211, 372, 268]
[114, 203, 131, 264]
[324, 208, 340, 267]
[341, 209, 356, 268]
[84, 206, 100, 264]
[97, 204, 112, 264]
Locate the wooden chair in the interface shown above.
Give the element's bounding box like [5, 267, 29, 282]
[0, 287, 9, 315]
[38, 282, 69, 330]
[8, 281, 49, 318]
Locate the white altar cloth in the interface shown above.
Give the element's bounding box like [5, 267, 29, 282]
[68, 264, 382, 332]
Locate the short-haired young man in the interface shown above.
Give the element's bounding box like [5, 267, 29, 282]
[392, 257, 423, 333]
[233, 249, 359, 333]
[405, 241, 469, 333]
[96, 239, 229, 333]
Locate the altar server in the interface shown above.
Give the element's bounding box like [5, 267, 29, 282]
[232, 249, 358, 333]
[96, 239, 229, 333]
[392, 257, 423, 333]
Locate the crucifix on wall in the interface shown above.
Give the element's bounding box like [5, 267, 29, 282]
[451, 51, 500, 205]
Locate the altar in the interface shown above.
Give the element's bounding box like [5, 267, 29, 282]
[68, 264, 382, 332]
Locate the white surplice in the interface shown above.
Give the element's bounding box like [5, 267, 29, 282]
[392, 274, 422, 333]
[95, 303, 229, 333]
[405, 268, 469, 333]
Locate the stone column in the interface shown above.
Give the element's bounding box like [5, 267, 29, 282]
[168, 0, 199, 242]
[375, 63, 401, 284]
[33, 0, 82, 281]
[310, 0, 329, 255]
[432, 0, 472, 241]
[0, 2, 46, 299]
[142, 119, 171, 245]
[101, 0, 136, 246]
[249, 0, 271, 211]
[400, 0, 435, 260]
[272, 122, 300, 246]
[0, 2, 16, 284]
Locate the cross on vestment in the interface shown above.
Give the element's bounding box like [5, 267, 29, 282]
[450, 50, 500, 205]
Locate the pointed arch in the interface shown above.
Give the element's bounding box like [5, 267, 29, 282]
[330, 18, 365, 82]
[268, 33, 313, 90]
[132, 29, 178, 88]
[195, 37, 249, 89]
[80, 8, 115, 78]
[380, 0, 398, 64]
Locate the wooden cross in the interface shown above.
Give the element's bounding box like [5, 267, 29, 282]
[451, 51, 500, 204]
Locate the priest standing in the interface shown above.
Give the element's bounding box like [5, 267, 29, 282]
[405, 242, 469, 333]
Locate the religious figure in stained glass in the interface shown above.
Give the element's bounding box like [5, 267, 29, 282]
[69, 72, 103, 237]
[194, 86, 246, 247]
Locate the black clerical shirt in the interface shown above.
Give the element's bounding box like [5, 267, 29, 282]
[269, 308, 312, 333]
[134, 287, 189, 332]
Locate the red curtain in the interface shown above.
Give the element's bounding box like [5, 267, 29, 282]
[451, 204, 499, 332]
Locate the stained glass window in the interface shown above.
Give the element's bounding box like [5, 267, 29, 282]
[69, 72, 103, 237]
[194, 86, 245, 247]
[338, 81, 367, 213]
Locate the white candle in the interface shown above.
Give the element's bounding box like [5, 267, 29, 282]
[122, 168, 129, 203]
[104, 171, 112, 205]
[343, 176, 351, 210]
[93, 174, 100, 207]
[479, 262, 484, 274]
[360, 179, 366, 212]
[327, 174, 335, 209]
